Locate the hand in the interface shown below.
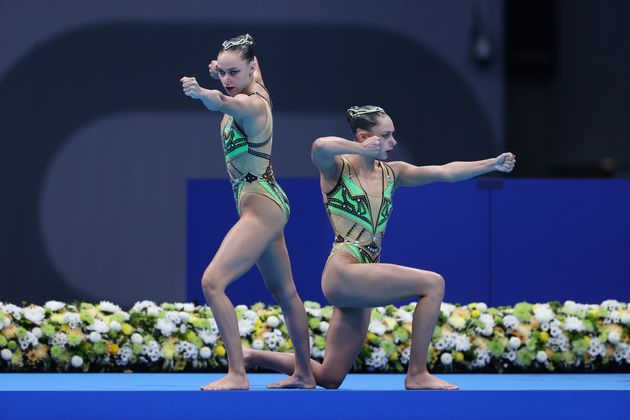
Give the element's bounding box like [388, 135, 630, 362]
[494, 152, 516, 173]
[180, 76, 204, 99]
[208, 61, 219, 79]
[361, 136, 388, 160]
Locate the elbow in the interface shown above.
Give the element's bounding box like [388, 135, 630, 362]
[311, 137, 327, 160]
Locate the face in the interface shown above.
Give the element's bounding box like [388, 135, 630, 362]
[216, 51, 254, 96]
[358, 114, 397, 159]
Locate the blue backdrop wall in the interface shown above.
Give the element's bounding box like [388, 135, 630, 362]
[187, 179, 630, 307]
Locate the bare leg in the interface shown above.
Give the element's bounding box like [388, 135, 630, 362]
[323, 254, 459, 390]
[200, 195, 285, 391]
[244, 307, 371, 389]
[256, 234, 316, 389]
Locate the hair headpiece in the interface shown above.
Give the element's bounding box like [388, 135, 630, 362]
[222, 34, 254, 50]
[347, 105, 385, 118]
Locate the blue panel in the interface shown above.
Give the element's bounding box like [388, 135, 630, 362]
[384, 180, 489, 304]
[491, 180, 630, 304]
[187, 178, 489, 306]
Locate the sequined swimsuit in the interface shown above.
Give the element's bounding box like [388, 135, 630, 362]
[221, 85, 290, 220]
[323, 156, 395, 263]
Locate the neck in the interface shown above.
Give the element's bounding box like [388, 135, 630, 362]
[240, 79, 257, 95]
[349, 154, 379, 173]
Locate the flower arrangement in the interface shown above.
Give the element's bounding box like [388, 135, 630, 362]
[1, 299, 628, 373]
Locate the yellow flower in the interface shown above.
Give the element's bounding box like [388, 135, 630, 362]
[471, 309, 481, 319]
[215, 345, 226, 357]
[389, 352, 399, 361]
[584, 336, 591, 345]
[539, 331, 549, 343]
[1, 325, 17, 339]
[110, 343, 120, 355]
[453, 307, 470, 318]
[590, 309, 599, 318]
[121, 323, 133, 335]
[455, 352, 464, 362]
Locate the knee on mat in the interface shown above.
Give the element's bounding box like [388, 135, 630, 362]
[319, 375, 344, 389]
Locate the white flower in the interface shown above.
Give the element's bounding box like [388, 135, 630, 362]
[311, 347, 324, 359]
[98, 301, 122, 313]
[587, 339, 606, 359]
[175, 303, 195, 313]
[235, 305, 248, 312]
[165, 311, 182, 325]
[116, 346, 133, 366]
[1, 304, 22, 320]
[368, 320, 387, 336]
[18, 331, 38, 350]
[31, 327, 42, 339]
[51, 332, 68, 347]
[502, 315, 520, 331]
[175, 341, 198, 360]
[375, 307, 386, 315]
[155, 318, 177, 337]
[504, 350, 517, 361]
[45, 301, 65, 312]
[109, 321, 122, 332]
[476, 303, 488, 312]
[63, 313, 82, 329]
[508, 337, 521, 350]
[243, 310, 259, 323]
[147, 307, 161, 317]
[319, 321, 329, 334]
[87, 319, 110, 334]
[306, 307, 321, 318]
[252, 339, 265, 350]
[238, 319, 254, 337]
[608, 331, 621, 345]
[472, 348, 491, 368]
[1, 349, 12, 361]
[564, 316, 585, 332]
[440, 303, 456, 317]
[601, 299, 621, 310]
[198, 329, 218, 345]
[199, 347, 212, 359]
[440, 353, 453, 365]
[141, 341, 161, 362]
[266, 315, 280, 328]
[400, 347, 411, 365]
[447, 315, 467, 330]
[621, 312, 630, 325]
[71, 355, 83, 368]
[2, 317, 10, 328]
[131, 333, 144, 345]
[475, 314, 495, 336]
[533, 304, 554, 325]
[455, 334, 471, 352]
[131, 300, 157, 312]
[88, 332, 102, 343]
[364, 347, 388, 370]
[605, 311, 621, 325]
[396, 308, 413, 323]
[263, 329, 285, 351]
[23, 306, 46, 325]
[536, 351, 548, 363]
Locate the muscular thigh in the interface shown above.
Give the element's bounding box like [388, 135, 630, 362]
[204, 195, 285, 289]
[322, 255, 442, 308]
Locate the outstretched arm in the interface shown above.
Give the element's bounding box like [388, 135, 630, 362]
[392, 152, 516, 187]
[311, 136, 387, 179]
[180, 76, 261, 119]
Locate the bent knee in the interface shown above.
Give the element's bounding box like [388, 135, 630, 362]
[428, 272, 445, 298]
[201, 270, 226, 296]
[318, 374, 345, 389]
[268, 284, 299, 305]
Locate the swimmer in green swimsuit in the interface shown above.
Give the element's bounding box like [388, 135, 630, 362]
[244, 105, 516, 390]
[181, 34, 315, 391]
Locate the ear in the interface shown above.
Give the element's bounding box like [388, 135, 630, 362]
[356, 129, 369, 142]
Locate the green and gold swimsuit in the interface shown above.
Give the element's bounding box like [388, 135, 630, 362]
[323, 156, 395, 264]
[221, 85, 290, 221]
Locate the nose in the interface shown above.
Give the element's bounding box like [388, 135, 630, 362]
[390, 136, 397, 146]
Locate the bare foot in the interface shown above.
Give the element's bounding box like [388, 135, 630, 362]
[267, 373, 316, 389]
[405, 372, 459, 390]
[200, 373, 249, 391]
